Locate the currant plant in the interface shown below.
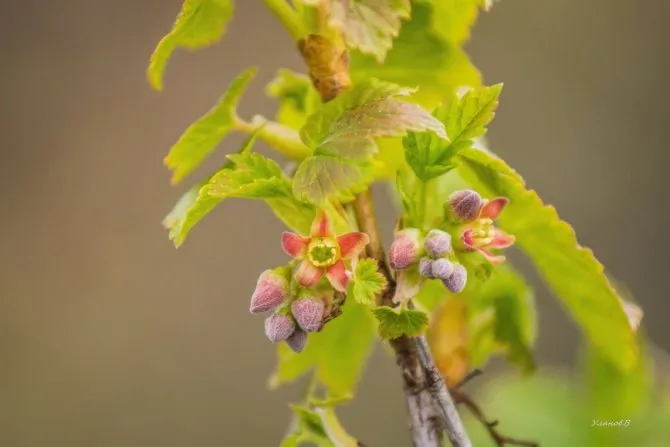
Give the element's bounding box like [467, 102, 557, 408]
[150, 1, 643, 446]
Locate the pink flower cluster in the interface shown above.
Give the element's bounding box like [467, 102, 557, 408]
[249, 210, 369, 352]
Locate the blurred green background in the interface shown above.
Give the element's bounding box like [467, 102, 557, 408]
[1, 0, 670, 446]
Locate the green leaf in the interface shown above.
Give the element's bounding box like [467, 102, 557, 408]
[270, 300, 376, 395]
[457, 148, 638, 371]
[371, 306, 429, 339]
[425, 0, 480, 45]
[164, 67, 256, 184]
[163, 130, 257, 247]
[350, 259, 387, 305]
[208, 151, 292, 198]
[163, 131, 314, 247]
[301, 78, 445, 155]
[350, 2, 480, 108]
[294, 79, 444, 204]
[292, 156, 375, 204]
[404, 84, 502, 181]
[314, 407, 359, 447]
[330, 0, 411, 62]
[468, 264, 536, 372]
[148, 0, 235, 91]
[266, 69, 320, 130]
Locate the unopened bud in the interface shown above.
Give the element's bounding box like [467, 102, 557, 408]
[448, 190, 483, 222]
[265, 312, 296, 342]
[285, 329, 308, 353]
[291, 296, 325, 332]
[250, 268, 290, 314]
[442, 264, 467, 294]
[424, 229, 452, 258]
[432, 258, 455, 280]
[389, 228, 423, 270]
[419, 257, 435, 279]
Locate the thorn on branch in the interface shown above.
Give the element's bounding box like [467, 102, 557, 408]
[451, 389, 539, 447]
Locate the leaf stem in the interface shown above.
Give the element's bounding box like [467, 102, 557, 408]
[261, 0, 305, 41]
[234, 115, 311, 160]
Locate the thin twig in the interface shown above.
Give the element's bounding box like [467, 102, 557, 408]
[451, 389, 538, 447]
[416, 336, 473, 447]
[453, 369, 484, 390]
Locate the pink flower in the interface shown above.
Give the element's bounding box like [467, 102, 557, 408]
[281, 210, 369, 292]
[459, 195, 515, 264]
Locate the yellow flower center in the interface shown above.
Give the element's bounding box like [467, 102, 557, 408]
[469, 218, 494, 247]
[307, 237, 340, 267]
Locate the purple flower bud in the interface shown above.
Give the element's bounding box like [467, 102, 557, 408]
[424, 229, 452, 258]
[291, 297, 325, 332]
[389, 228, 423, 270]
[431, 258, 455, 280]
[250, 268, 290, 314]
[265, 313, 296, 342]
[448, 190, 483, 222]
[442, 264, 467, 294]
[285, 329, 308, 353]
[419, 257, 435, 279]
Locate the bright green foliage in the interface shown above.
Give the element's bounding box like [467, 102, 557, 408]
[424, 0, 481, 45]
[371, 306, 429, 339]
[209, 152, 292, 198]
[404, 84, 502, 181]
[468, 265, 536, 372]
[350, 2, 480, 108]
[270, 300, 376, 395]
[163, 131, 314, 247]
[350, 259, 387, 305]
[148, 0, 234, 91]
[163, 130, 255, 247]
[266, 69, 321, 130]
[293, 78, 445, 203]
[330, 0, 411, 62]
[457, 148, 638, 371]
[282, 404, 360, 447]
[164, 68, 256, 184]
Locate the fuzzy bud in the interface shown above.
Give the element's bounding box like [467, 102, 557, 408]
[424, 229, 453, 258]
[431, 258, 455, 280]
[419, 257, 435, 279]
[250, 268, 290, 314]
[388, 228, 423, 270]
[448, 190, 483, 222]
[264, 312, 296, 342]
[285, 329, 308, 353]
[442, 264, 467, 294]
[291, 296, 325, 332]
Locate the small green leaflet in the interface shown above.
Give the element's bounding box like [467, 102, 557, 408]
[163, 131, 314, 247]
[404, 84, 502, 182]
[164, 67, 256, 184]
[209, 152, 292, 198]
[148, 0, 235, 91]
[350, 2, 480, 108]
[270, 300, 376, 395]
[281, 404, 360, 447]
[350, 259, 387, 305]
[293, 79, 446, 204]
[371, 306, 429, 340]
[468, 264, 536, 372]
[457, 148, 638, 371]
[330, 0, 411, 62]
[266, 69, 321, 130]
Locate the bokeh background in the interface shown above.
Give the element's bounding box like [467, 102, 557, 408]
[2, 0, 670, 446]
